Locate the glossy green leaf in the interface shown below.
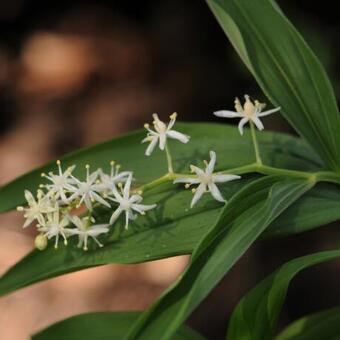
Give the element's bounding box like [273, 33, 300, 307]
[125, 176, 313, 340]
[276, 307, 340, 340]
[1, 180, 339, 298]
[0, 123, 321, 213]
[207, 0, 340, 171]
[1, 124, 340, 298]
[32, 312, 206, 340]
[227, 250, 340, 340]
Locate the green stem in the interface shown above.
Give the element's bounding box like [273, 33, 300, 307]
[165, 143, 174, 174]
[250, 121, 262, 165]
[135, 164, 340, 193]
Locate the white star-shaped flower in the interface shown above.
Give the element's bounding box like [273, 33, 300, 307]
[108, 174, 156, 229]
[68, 215, 109, 251]
[41, 160, 77, 204]
[142, 113, 190, 156]
[174, 151, 241, 208]
[17, 189, 56, 228]
[96, 161, 132, 193]
[69, 165, 111, 210]
[214, 95, 280, 135]
[38, 208, 72, 249]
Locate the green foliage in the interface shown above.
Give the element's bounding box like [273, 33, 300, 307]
[276, 307, 340, 340]
[2, 125, 338, 297]
[125, 177, 313, 340]
[227, 250, 340, 340]
[207, 0, 340, 171]
[1, 0, 340, 338]
[33, 312, 206, 340]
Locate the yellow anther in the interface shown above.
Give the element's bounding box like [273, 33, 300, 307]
[170, 112, 177, 120]
[144, 123, 150, 129]
[118, 182, 123, 188]
[185, 184, 190, 189]
[203, 160, 208, 166]
[141, 211, 145, 215]
[16, 206, 24, 211]
[110, 160, 115, 166]
[39, 184, 44, 188]
[137, 190, 143, 195]
[191, 188, 196, 193]
[85, 164, 90, 169]
[190, 165, 195, 173]
[56, 160, 61, 165]
[41, 172, 46, 177]
[64, 239, 68, 246]
[116, 164, 121, 169]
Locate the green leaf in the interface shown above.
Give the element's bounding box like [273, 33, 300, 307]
[2, 124, 336, 297]
[125, 176, 313, 340]
[227, 250, 340, 340]
[1, 180, 339, 298]
[0, 123, 320, 213]
[32, 312, 206, 340]
[207, 0, 340, 171]
[275, 307, 340, 340]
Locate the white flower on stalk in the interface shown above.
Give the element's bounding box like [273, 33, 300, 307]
[214, 95, 281, 135]
[41, 160, 77, 204]
[69, 165, 111, 210]
[142, 113, 190, 156]
[17, 189, 56, 228]
[174, 151, 241, 208]
[68, 215, 109, 251]
[108, 174, 156, 229]
[37, 208, 72, 249]
[96, 161, 132, 193]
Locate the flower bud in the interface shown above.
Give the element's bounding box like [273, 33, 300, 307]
[35, 234, 48, 251]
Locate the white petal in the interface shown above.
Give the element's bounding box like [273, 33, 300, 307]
[256, 106, 280, 117]
[190, 183, 206, 208]
[123, 174, 132, 198]
[84, 196, 92, 210]
[131, 203, 157, 214]
[208, 183, 225, 202]
[213, 110, 243, 118]
[68, 215, 85, 230]
[110, 207, 122, 225]
[212, 174, 241, 183]
[173, 177, 200, 184]
[88, 225, 109, 236]
[166, 130, 190, 144]
[23, 216, 34, 228]
[252, 116, 264, 131]
[145, 136, 159, 156]
[92, 192, 111, 208]
[159, 133, 166, 150]
[24, 190, 36, 205]
[190, 165, 205, 177]
[129, 194, 143, 203]
[207, 151, 216, 174]
[238, 117, 249, 135]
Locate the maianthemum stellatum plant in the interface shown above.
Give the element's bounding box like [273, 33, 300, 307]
[2, 0, 340, 339]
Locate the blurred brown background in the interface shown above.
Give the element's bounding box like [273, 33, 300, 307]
[1, 1, 340, 339]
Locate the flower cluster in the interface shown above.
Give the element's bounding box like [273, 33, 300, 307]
[18, 95, 279, 251]
[17, 161, 156, 251]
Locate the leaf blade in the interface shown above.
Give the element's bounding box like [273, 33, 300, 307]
[207, 0, 340, 170]
[227, 250, 340, 340]
[124, 176, 313, 340]
[32, 312, 206, 340]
